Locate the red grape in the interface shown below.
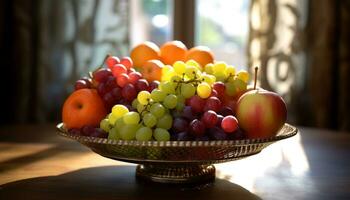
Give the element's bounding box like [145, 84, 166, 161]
[68, 128, 82, 136]
[201, 110, 218, 128]
[189, 119, 205, 136]
[204, 97, 222, 112]
[208, 127, 227, 140]
[105, 76, 117, 91]
[219, 106, 234, 116]
[223, 98, 237, 115]
[210, 89, 218, 98]
[93, 68, 112, 83]
[213, 82, 225, 98]
[216, 114, 224, 127]
[106, 56, 120, 69]
[129, 71, 142, 84]
[103, 92, 115, 107]
[136, 79, 149, 91]
[128, 68, 136, 73]
[116, 73, 129, 87]
[111, 64, 127, 77]
[81, 77, 92, 88]
[97, 83, 108, 96]
[120, 57, 133, 69]
[91, 128, 108, 138]
[221, 115, 239, 133]
[188, 95, 205, 113]
[182, 106, 197, 121]
[176, 132, 192, 141]
[81, 125, 96, 136]
[172, 117, 189, 133]
[74, 80, 89, 90]
[122, 83, 137, 101]
[149, 81, 160, 92]
[111, 87, 122, 101]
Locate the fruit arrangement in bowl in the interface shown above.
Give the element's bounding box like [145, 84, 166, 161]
[58, 41, 297, 184]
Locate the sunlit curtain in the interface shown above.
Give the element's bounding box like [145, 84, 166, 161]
[1, 0, 129, 124]
[248, 0, 350, 131]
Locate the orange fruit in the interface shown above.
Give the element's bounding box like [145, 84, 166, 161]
[160, 40, 187, 65]
[141, 60, 164, 82]
[62, 89, 107, 129]
[185, 46, 214, 67]
[130, 41, 161, 68]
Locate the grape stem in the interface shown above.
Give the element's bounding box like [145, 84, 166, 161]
[254, 66, 258, 90]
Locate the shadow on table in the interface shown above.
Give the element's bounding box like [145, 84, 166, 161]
[0, 165, 261, 200]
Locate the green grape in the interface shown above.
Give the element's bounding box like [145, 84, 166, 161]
[111, 105, 129, 120]
[185, 65, 199, 79]
[108, 114, 118, 125]
[213, 61, 227, 73]
[100, 118, 111, 132]
[176, 102, 185, 111]
[170, 75, 182, 84]
[173, 61, 186, 75]
[177, 95, 185, 104]
[108, 127, 120, 140]
[225, 82, 236, 96]
[234, 78, 247, 92]
[154, 128, 170, 141]
[214, 71, 227, 82]
[143, 113, 157, 127]
[225, 65, 236, 76]
[180, 83, 196, 98]
[159, 81, 175, 94]
[156, 114, 173, 130]
[197, 82, 211, 99]
[137, 103, 146, 113]
[135, 126, 153, 141]
[201, 74, 216, 85]
[115, 117, 125, 129]
[120, 124, 141, 140]
[186, 60, 201, 70]
[236, 70, 250, 83]
[162, 70, 176, 82]
[123, 111, 140, 125]
[162, 65, 173, 75]
[205, 63, 214, 74]
[150, 103, 165, 118]
[151, 89, 166, 102]
[132, 99, 139, 109]
[137, 91, 151, 105]
[163, 94, 178, 109]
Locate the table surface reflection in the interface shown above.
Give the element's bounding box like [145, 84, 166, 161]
[0, 124, 349, 200]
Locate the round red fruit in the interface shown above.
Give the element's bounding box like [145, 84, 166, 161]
[106, 56, 120, 69]
[117, 73, 129, 87]
[120, 57, 133, 69]
[204, 97, 222, 112]
[111, 64, 127, 77]
[74, 80, 89, 90]
[93, 68, 112, 83]
[188, 95, 205, 113]
[189, 119, 205, 136]
[122, 83, 137, 101]
[221, 115, 238, 133]
[201, 110, 218, 128]
[129, 71, 142, 84]
[136, 79, 149, 91]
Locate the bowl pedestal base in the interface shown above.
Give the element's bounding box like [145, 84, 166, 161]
[136, 164, 216, 184]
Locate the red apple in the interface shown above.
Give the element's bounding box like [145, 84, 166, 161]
[236, 89, 287, 139]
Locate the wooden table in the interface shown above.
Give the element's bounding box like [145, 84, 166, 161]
[0, 124, 349, 200]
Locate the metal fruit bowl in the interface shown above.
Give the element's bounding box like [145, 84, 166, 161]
[56, 123, 297, 184]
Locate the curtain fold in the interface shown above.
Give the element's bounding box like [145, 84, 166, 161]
[0, 0, 130, 124]
[248, 0, 350, 131]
